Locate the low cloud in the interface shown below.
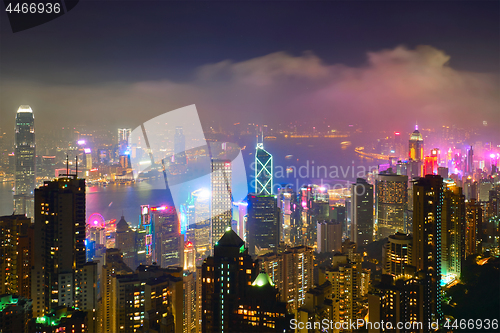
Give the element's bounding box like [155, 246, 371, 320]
[1, 45, 498, 136]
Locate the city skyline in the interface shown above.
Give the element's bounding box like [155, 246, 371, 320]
[0, 1, 498, 332]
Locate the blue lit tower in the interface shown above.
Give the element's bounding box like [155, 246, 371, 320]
[255, 129, 273, 195]
[14, 105, 36, 218]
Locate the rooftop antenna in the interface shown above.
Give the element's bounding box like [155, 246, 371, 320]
[415, 121, 418, 131]
[75, 156, 78, 179]
[66, 154, 69, 178]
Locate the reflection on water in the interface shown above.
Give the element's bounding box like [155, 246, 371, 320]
[0, 136, 385, 225]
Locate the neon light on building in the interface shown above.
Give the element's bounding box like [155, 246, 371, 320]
[255, 135, 273, 195]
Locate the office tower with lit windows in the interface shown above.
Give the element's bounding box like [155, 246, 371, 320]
[255, 134, 273, 195]
[368, 272, 426, 333]
[115, 215, 137, 270]
[76, 261, 98, 333]
[201, 230, 258, 333]
[297, 282, 340, 333]
[282, 245, 314, 312]
[189, 189, 211, 260]
[14, 105, 36, 219]
[183, 271, 197, 333]
[441, 180, 465, 284]
[412, 174, 443, 324]
[31, 175, 86, 318]
[408, 127, 424, 162]
[321, 254, 361, 324]
[101, 249, 134, 333]
[117, 128, 131, 145]
[210, 159, 232, 250]
[233, 272, 291, 332]
[317, 220, 342, 253]
[376, 171, 408, 239]
[351, 178, 374, 246]
[0, 214, 33, 298]
[465, 199, 482, 257]
[247, 194, 279, 256]
[151, 206, 184, 268]
[424, 149, 439, 176]
[465, 146, 474, 176]
[382, 232, 412, 276]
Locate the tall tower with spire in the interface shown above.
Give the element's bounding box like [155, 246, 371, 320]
[14, 105, 36, 219]
[255, 128, 273, 195]
[409, 124, 424, 162]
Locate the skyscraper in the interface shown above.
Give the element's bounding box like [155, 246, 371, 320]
[0, 214, 33, 298]
[317, 220, 342, 253]
[247, 193, 279, 256]
[117, 128, 131, 145]
[350, 178, 374, 246]
[201, 230, 258, 333]
[465, 199, 482, 257]
[32, 175, 86, 317]
[255, 133, 273, 195]
[382, 232, 412, 276]
[412, 174, 443, 324]
[441, 180, 465, 283]
[14, 105, 36, 218]
[465, 145, 474, 176]
[408, 126, 424, 162]
[375, 171, 408, 239]
[210, 159, 232, 250]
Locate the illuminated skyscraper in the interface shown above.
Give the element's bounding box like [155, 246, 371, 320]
[32, 175, 86, 317]
[201, 230, 258, 333]
[350, 178, 374, 246]
[408, 126, 424, 162]
[465, 199, 482, 257]
[465, 145, 474, 176]
[375, 171, 408, 239]
[382, 232, 412, 276]
[190, 189, 211, 260]
[255, 133, 273, 195]
[210, 159, 232, 250]
[412, 174, 443, 324]
[247, 194, 279, 255]
[441, 180, 465, 283]
[117, 128, 131, 145]
[14, 105, 36, 218]
[0, 214, 33, 298]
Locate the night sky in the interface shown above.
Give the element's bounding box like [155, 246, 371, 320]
[1, 1, 499, 135]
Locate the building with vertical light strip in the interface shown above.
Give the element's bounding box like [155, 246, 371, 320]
[255, 136, 273, 195]
[210, 160, 232, 250]
[441, 180, 465, 283]
[412, 175, 443, 324]
[14, 105, 36, 219]
[201, 230, 258, 333]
